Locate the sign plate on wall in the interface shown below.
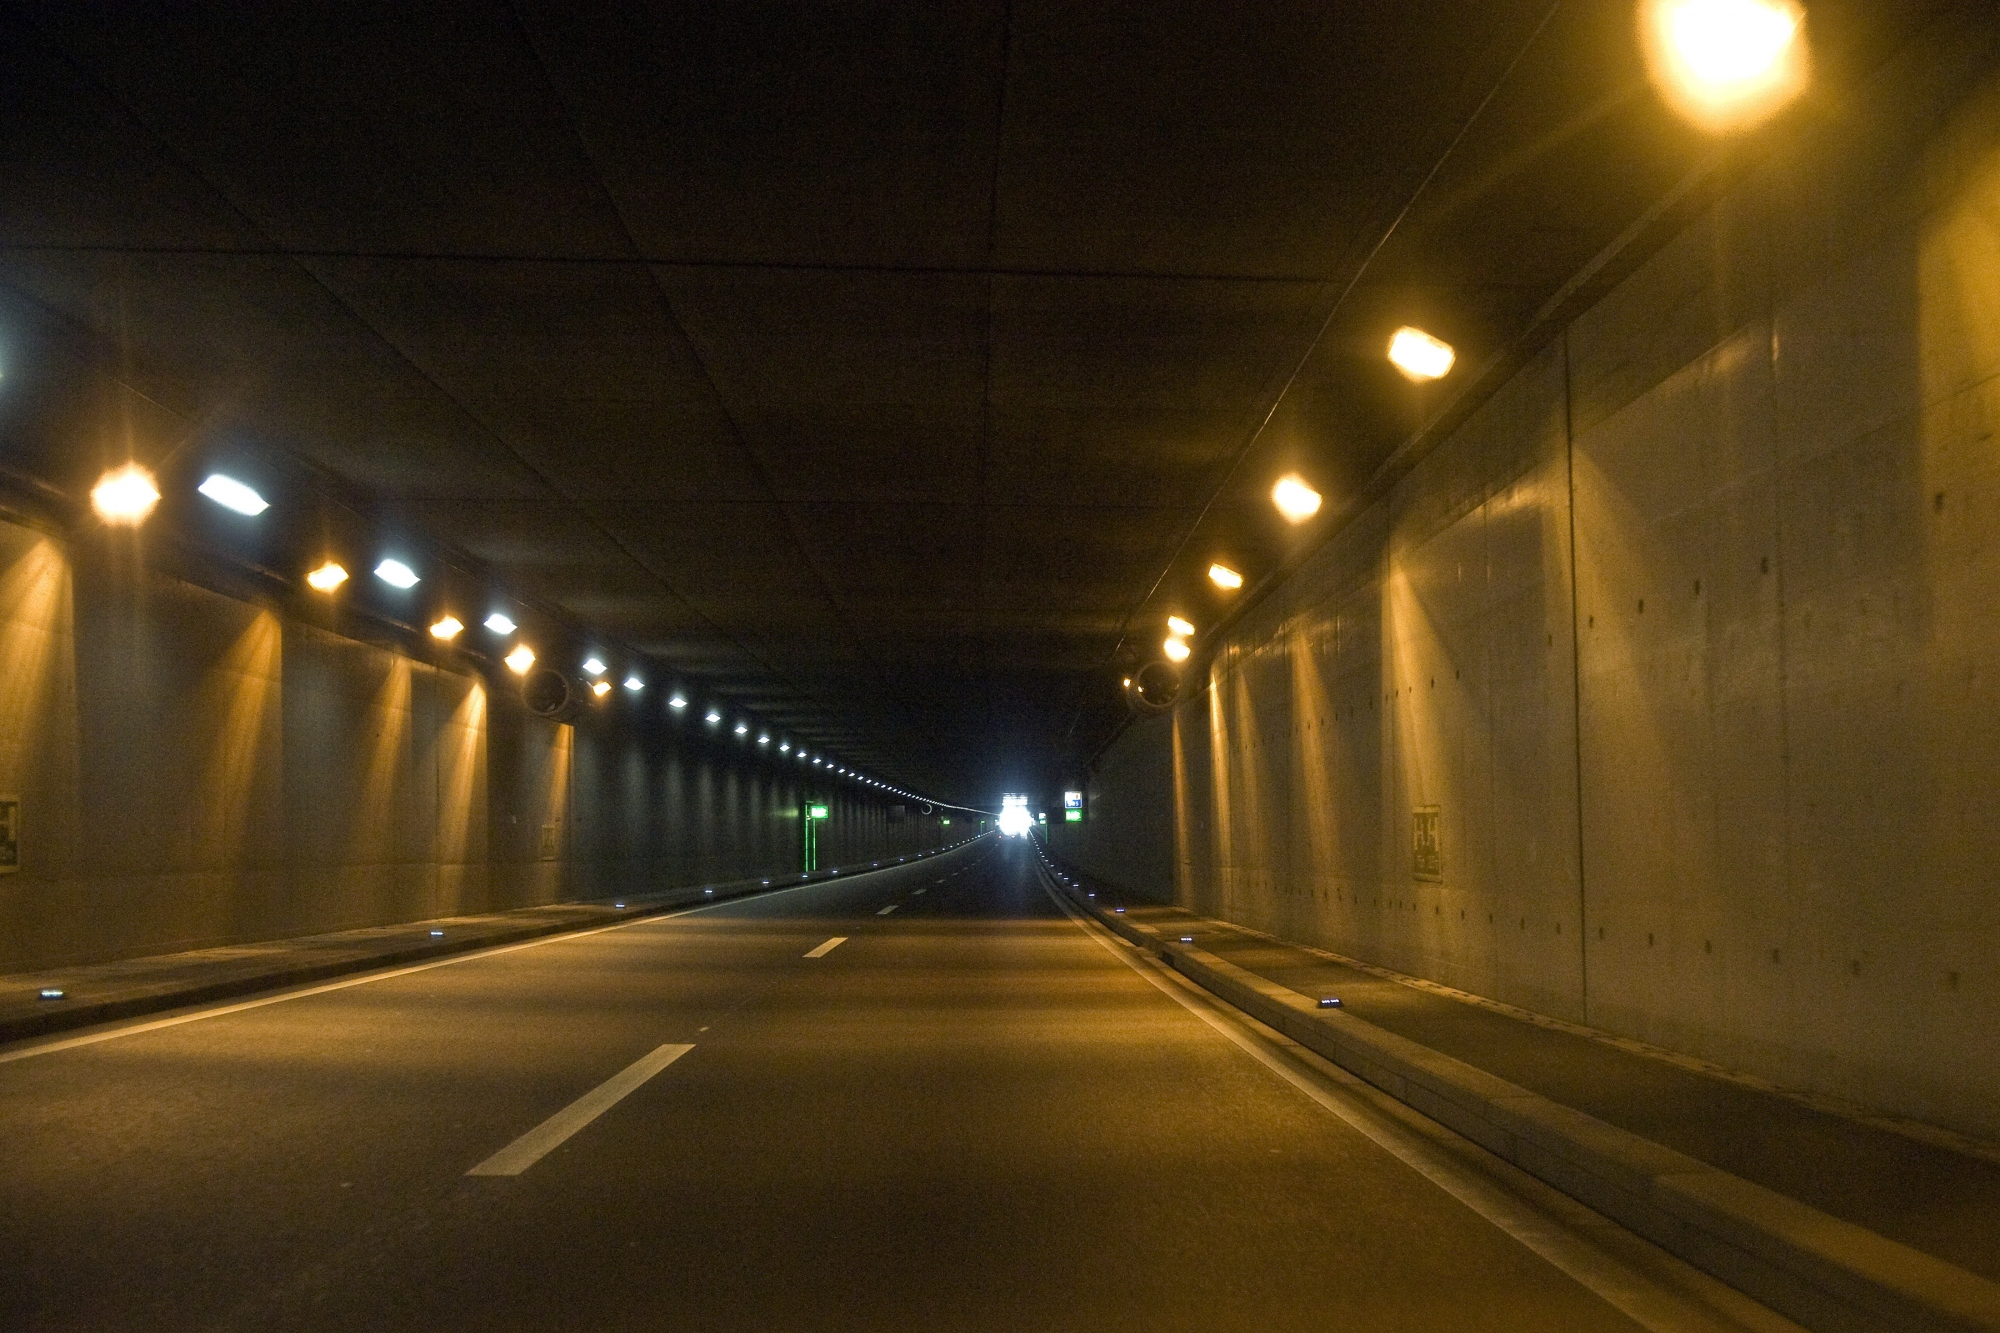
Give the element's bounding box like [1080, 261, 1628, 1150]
[0, 796, 16, 873]
[1062, 790, 1083, 810]
[1412, 806, 1441, 882]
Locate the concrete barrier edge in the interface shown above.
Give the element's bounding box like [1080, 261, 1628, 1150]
[1046, 871, 2000, 1333]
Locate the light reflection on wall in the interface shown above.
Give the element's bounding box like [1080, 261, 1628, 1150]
[435, 676, 486, 913]
[347, 655, 413, 887]
[195, 610, 280, 865]
[0, 538, 77, 888]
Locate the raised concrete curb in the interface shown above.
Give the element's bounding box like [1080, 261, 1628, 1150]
[1048, 871, 2000, 1333]
[0, 843, 975, 1048]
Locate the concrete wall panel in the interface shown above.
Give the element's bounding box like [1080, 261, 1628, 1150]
[1080, 26, 2000, 1138]
[0, 521, 945, 975]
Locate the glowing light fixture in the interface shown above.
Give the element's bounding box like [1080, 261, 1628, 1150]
[91, 464, 160, 525]
[1167, 615, 1195, 638]
[780, 742, 791, 752]
[429, 616, 463, 640]
[306, 561, 349, 592]
[1641, 0, 1806, 132]
[1163, 636, 1191, 662]
[624, 676, 643, 692]
[669, 695, 687, 709]
[758, 734, 770, 745]
[998, 795, 1034, 838]
[197, 473, 269, 516]
[592, 680, 612, 698]
[581, 657, 606, 677]
[1387, 326, 1456, 381]
[734, 723, 749, 736]
[505, 644, 536, 674]
[1272, 474, 1323, 524]
[484, 613, 516, 634]
[1208, 563, 1243, 590]
[705, 711, 721, 724]
[374, 559, 419, 589]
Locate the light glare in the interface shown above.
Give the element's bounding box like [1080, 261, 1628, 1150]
[581, 657, 606, 677]
[374, 559, 419, 589]
[429, 616, 463, 640]
[998, 795, 1034, 838]
[505, 644, 536, 673]
[197, 473, 269, 516]
[1272, 475, 1323, 524]
[484, 613, 515, 634]
[1208, 563, 1243, 590]
[624, 676, 643, 691]
[306, 561, 349, 592]
[1163, 636, 1191, 662]
[669, 695, 688, 709]
[1167, 615, 1195, 638]
[91, 464, 160, 525]
[1642, 0, 1806, 132]
[591, 680, 612, 697]
[1388, 326, 1456, 381]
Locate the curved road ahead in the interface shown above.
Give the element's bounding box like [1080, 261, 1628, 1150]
[1, 835, 1797, 1331]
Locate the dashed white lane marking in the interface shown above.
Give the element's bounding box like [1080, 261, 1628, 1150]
[913, 888, 927, 895]
[876, 904, 898, 915]
[467, 1043, 694, 1177]
[804, 937, 847, 958]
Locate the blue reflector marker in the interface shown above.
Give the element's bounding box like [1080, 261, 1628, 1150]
[1319, 997, 1343, 1008]
[430, 929, 444, 937]
[38, 988, 64, 1000]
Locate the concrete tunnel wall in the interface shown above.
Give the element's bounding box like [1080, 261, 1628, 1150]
[0, 518, 951, 975]
[1060, 21, 2000, 1140]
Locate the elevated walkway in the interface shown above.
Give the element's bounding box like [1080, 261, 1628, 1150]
[0, 846, 970, 1048]
[1034, 843, 2000, 1333]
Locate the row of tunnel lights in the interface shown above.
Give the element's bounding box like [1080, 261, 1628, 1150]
[1127, 0, 1809, 690]
[1126, 326, 1453, 688]
[87, 464, 930, 806]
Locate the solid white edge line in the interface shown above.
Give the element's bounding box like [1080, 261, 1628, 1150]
[467, 1043, 694, 1177]
[0, 844, 993, 1065]
[1035, 872, 1778, 1333]
[804, 937, 847, 958]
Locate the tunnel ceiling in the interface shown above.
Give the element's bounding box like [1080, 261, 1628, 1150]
[0, 0, 1942, 804]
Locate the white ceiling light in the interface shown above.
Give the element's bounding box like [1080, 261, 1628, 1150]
[197, 473, 269, 516]
[374, 559, 419, 589]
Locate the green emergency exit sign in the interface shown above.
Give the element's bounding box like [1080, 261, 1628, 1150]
[808, 804, 829, 820]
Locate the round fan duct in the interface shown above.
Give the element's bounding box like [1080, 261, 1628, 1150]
[1129, 660, 1182, 715]
[523, 666, 572, 718]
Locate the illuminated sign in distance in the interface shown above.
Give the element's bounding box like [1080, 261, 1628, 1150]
[1063, 791, 1083, 810]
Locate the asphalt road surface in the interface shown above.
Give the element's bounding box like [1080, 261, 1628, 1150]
[0, 835, 1800, 1332]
